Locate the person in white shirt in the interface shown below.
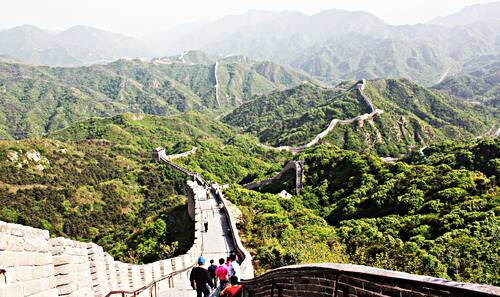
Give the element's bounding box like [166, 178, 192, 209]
[203, 213, 209, 232]
[229, 254, 241, 279]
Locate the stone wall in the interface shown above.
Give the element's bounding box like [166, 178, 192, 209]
[0, 181, 204, 297]
[243, 160, 303, 195]
[212, 186, 254, 280]
[0, 221, 58, 297]
[240, 263, 500, 297]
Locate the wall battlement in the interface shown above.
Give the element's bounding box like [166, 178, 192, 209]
[0, 180, 204, 297]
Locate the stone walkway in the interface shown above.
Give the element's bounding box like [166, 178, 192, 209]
[159, 184, 235, 297]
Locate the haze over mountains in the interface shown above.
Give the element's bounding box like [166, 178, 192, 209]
[2, 2, 500, 86]
[0, 25, 153, 66]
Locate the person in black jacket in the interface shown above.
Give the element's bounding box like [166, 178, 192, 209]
[190, 257, 214, 297]
[207, 259, 218, 288]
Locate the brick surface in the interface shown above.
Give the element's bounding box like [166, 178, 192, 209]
[0, 283, 24, 297]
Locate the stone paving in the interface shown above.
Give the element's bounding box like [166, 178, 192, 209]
[160, 185, 235, 297]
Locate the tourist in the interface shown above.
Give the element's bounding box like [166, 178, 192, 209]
[215, 258, 230, 291]
[229, 254, 241, 279]
[204, 213, 209, 232]
[189, 257, 214, 297]
[225, 256, 233, 277]
[219, 276, 242, 297]
[208, 259, 218, 288]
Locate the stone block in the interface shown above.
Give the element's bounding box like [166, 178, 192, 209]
[55, 273, 74, 286]
[53, 255, 77, 266]
[24, 238, 44, 253]
[54, 264, 75, 275]
[161, 259, 172, 275]
[0, 221, 10, 234]
[32, 265, 54, 280]
[12, 266, 34, 282]
[23, 278, 50, 296]
[0, 283, 23, 297]
[0, 251, 19, 267]
[56, 282, 77, 295]
[9, 224, 25, 237]
[152, 262, 161, 280]
[0, 234, 24, 252]
[34, 252, 53, 266]
[28, 288, 59, 297]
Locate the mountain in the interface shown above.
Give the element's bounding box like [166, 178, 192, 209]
[0, 110, 289, 264]
[223, 79, 497, 156]
[430, 2, 500, 27]
[145, 8, 500, 85]
[0, 54, 314, 139]
[0, 25, 153, 66]
[48, 112, 289, 184]
[0, 137, 194, 264]
[434, 55, 500, 107]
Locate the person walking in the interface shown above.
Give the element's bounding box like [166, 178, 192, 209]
[219, 276, 242, 297]
[208, 259, 218, 289]
[190, 257, 214, 297]
[225, 256, 233, 277]
[203, 213, 209, 232]
[229, 254, 241, 280]
[215, 258, 230, 291]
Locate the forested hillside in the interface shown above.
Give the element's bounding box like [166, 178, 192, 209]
[434, 55, 500, 107]
[0, 111, 289, 264]
[0, 139, 193, 264]
[224, 79, 496, 156]
[0, 55, 312, 139]
[49, 112, 290, 184]
[225, 139, 499, 284]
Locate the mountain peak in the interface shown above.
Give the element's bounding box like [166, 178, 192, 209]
[430, 1, 500, 27]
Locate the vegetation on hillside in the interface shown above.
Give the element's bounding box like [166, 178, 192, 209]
[224, 79, 496, 156]
[226, 140, 499, 284]
[0, 139, 192, 264]
[50, 112, 290, 184]
[0, 56, 313, 139]
[434, 55, 500, 107]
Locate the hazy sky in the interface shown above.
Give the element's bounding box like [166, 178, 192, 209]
[0, 0, 495, 36]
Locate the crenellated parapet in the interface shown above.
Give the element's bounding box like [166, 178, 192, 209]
[0, 177, 205, 297]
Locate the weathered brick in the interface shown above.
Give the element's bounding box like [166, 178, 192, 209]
[381, 285, 403, 297]
[23, 278, 50, 296]
[0, 283, 23, 297]
[0, 251, 19, 267]
[27, 288, 59, 297]
[363, 281, 382, 293]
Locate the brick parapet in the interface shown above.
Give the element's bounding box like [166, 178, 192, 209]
[212, 186, 254, 279]
[0, 178, 204, 297]
[240, 263, 500, 297]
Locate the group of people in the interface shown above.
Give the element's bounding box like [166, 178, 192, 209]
[189, 253, 242, 297]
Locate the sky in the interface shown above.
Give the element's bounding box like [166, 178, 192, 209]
[0, 0, 496, 36]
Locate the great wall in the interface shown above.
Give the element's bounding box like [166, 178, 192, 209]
[243, 160, 304, 195]
[1, 108, 500, 297]
[258, 79, 384, 154]
[2, 146, 499, 297]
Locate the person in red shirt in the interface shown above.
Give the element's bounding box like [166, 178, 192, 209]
[215, 258, 229, 291]
[220, 276, 242, 297]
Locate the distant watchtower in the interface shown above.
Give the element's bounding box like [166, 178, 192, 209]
[152, 147, 166, 161]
